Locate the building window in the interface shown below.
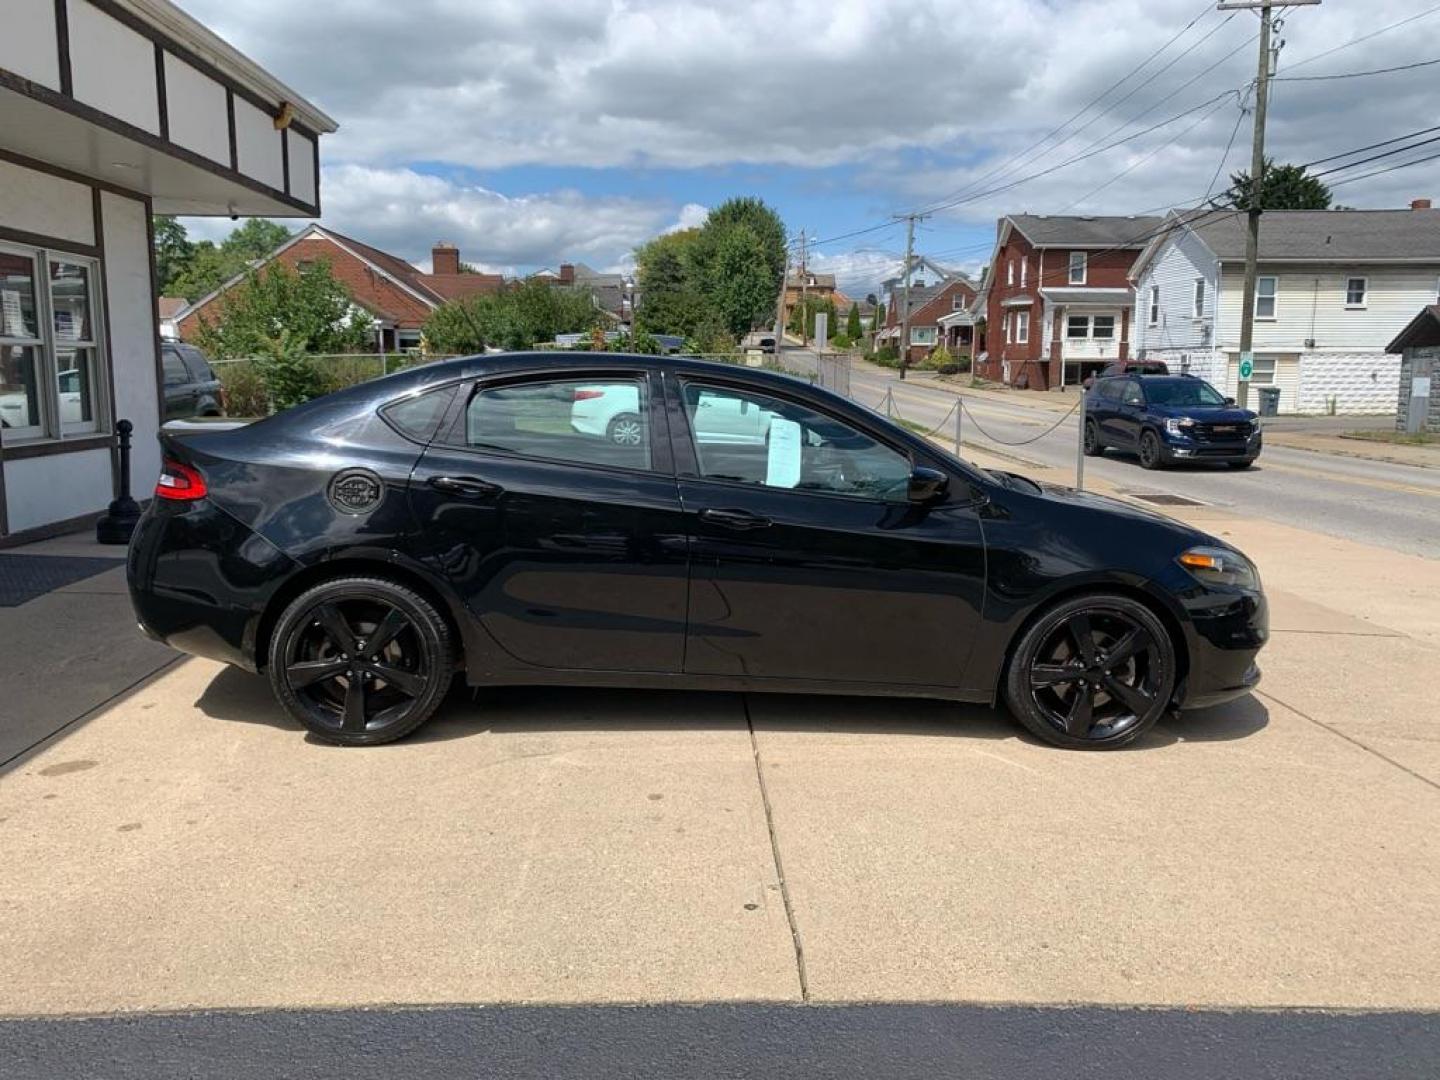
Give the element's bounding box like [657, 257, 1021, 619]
[1242, 355, 1277, 385]
[910, 326, 936, 346]
[1069, 252, 1087, 285]
[0, 243, 105, 442]
[1255, 276, 1277, 319]
[1014, 311, 1030, 344]
[1345, 277, 1367, 308]
[1193, 278, 1206, 319]
[1066, 315, 1089, 339]
[1004, 314, 1011, 344]
[1148, 284, 1160, 326]
[952, 294, 966, 310]
[1007, 260, 1015, 286]
[1092, 315, 1116, 339]
[1019, 258, 1027, 288]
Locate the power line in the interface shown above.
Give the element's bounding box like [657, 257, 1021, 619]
[1308, 132, 1440, 180]
[902, 0, 1222, 217]
[1326, 147, 1440, 188]
[1203, 87, 1252, 199]
[1300, 123, 1440, 168]
[1281, 2, 1440, 72]
[1274, 55, 1440, 80]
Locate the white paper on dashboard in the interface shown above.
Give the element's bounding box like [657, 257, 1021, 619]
[766, 418, 802, 488]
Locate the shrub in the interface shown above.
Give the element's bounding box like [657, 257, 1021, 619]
[254, 331, 326, 410]
[870, 344, 900, 369]
[216, 360, 268, 417]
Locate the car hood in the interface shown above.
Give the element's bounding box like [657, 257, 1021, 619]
[989, 470, 1211, 532]
[1146, 404, 1256, 423]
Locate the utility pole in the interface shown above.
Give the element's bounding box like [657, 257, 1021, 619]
[894, 212, 928, 381]
[798, 230, 809, 347]
[1218, 0, 1319, 409]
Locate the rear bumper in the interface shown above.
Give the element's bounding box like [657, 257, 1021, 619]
[127, 501, 296, 671]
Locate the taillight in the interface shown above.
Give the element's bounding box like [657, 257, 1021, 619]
[155, 459, 208, 501]
[572, 388, 605, 401]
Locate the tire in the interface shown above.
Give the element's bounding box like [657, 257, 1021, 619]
[1003, 593, 1176, 750]
[606, 413, 645, 447]
[1228, 459, 1254, 470]
[1082, 419, 1104, 456]
[1138, 429, 1166, 470]
[267, 576, 454, 746]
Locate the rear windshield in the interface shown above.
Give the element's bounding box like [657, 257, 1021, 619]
[1144, 380, 1226, 407]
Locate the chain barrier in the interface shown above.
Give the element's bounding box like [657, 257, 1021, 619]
[957, 395, 1081, 446]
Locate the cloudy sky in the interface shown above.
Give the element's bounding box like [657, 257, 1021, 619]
[177, 0, 1440, 294]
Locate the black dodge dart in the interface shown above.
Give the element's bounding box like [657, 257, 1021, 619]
[127, 353, 1266, 750]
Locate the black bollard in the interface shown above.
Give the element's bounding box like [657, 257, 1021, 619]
[96, 419, 143, 544]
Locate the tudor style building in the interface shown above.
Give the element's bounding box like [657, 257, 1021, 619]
[974, 214, 1162, 390]
[0, 0, 333, 542]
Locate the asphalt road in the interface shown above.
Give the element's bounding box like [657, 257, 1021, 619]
[5, 1004, 1439, 1080]
[827, 358, 1440, 560]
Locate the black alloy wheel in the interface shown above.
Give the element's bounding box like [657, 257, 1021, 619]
[607, 413, 645, 446]
[268, 577, 453, 746]
[1004, 594, 1175, 749]
[1138, 429, 1165, 470]
[1082, 419, 1103, 456]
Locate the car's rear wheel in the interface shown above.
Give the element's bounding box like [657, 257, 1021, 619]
[268, 577, 453, 746]
[1004, 594, 1175, 750]
[1138, 429, 1165, 470]
[1082, 419, 1104, 456]
[607, 413, 644, 446]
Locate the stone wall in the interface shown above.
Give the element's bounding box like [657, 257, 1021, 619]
[1295, 352, 1401, 416]
[1396, 347, 1440, 433]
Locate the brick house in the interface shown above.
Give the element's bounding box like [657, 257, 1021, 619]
[877, 273, 977, 364]
[174, 226, 504, 352]
[974, 214, 1162, 390]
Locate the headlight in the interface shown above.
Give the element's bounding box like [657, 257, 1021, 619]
[1164, 417, 1194, 436]
[1178, 545, 1260, 590]
[1251, 416, 1263, 432]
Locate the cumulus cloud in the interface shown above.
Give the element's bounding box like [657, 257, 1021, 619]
[174, 0, 1440, 281]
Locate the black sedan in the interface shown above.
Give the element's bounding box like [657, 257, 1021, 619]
[127, 353, 1266, 750]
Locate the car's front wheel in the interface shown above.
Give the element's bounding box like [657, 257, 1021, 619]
[268, 576, 454, 746]
[1004, 593, 1176, 750]
[1138, 429, 1166, 470]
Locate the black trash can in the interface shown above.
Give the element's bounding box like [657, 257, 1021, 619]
[1257, 386, 1281, 417]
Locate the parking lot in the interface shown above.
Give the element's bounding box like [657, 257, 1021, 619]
[3, 461, 1438, 1023]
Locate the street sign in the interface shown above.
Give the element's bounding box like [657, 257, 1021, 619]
[1239, 352, 1254, 380]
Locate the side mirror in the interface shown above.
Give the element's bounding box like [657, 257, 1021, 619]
[908, 466, 949, 504]
[1224, 396, 1236, 406]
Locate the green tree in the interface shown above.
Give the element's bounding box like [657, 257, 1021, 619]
[153, 216, 195, 295]
[846, 302, 862, 339]
[191, 259, 374, 360]
[788, 295, 837, 340]
[633, 229, 708, 337]
[875, 300, 886, 328]
[702, 223, 778, 336]
[165, 220, 294, 303]
[423, 280, 603, 353]
[1225, 159, 1332, 211]
[700, 196, 787, 293]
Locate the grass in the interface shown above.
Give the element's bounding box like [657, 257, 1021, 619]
[896, 418, 931, 435]
[1340, 429, 1437, 447]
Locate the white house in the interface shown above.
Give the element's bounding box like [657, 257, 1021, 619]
[1130, 204, 1440, 414]
[0, 0, 334, 542]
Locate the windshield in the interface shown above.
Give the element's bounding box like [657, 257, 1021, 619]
[1143, 380, 1226, 407]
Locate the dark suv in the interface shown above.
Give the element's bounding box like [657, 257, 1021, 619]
[1084, 374, 1261, 470]
[161, 343, 225, 420]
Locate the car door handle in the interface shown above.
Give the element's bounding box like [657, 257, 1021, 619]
[699, 508, 772, 530]
[428, 475, 503, 499]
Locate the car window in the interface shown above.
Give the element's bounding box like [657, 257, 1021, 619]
[161, 349, 188, 387]
[382, 385, 457, 442]
[1121, 380, 1144, 406]
[180, 348, 215, 382]
[682, 382, 911, 502]
[458, 376, 651, 470]
[1144, 380, 1226, 407]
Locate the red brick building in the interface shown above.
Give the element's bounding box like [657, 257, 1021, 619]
[877, 273, 977, 364]
[974, 215, 1161, 389]
[175, 226, 503, 351]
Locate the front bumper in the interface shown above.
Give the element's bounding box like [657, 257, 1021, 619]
[1174, 587, 1268, 710]
[1162, 432, 1262, 461]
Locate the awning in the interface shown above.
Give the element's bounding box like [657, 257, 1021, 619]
[1039, 287, 1133, 306]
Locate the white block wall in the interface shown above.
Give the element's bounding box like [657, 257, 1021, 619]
[1295, 353, 1402, 415]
